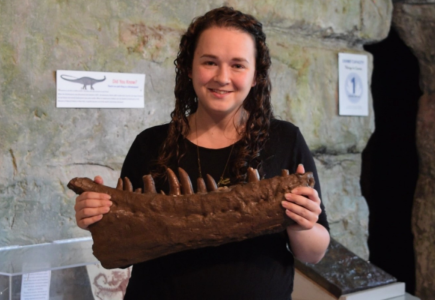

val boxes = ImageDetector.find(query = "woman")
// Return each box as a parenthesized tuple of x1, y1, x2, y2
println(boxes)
(75, 6, 330, 299)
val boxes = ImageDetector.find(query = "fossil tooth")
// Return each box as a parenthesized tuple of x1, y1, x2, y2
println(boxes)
(178, 167, 194, 195)
(197, 177, 207, 193)
(167, 168, 181, 195)
(143, 175, 157, 194)
(247, 167, 260, 182)
(281, 169, 289, 177)
(124, 177, 133, 192)
(206, 174, 218, 191)
(116, 178, 123, 190)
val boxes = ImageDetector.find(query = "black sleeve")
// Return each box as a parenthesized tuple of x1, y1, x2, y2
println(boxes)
(292, 128, 330, 232)
(120, 124, 168, 191)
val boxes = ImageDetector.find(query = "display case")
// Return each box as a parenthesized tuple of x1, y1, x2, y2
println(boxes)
(0, 237, 106, 300)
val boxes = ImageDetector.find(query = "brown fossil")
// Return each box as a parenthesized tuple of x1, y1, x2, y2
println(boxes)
(68, 167, 315, 269)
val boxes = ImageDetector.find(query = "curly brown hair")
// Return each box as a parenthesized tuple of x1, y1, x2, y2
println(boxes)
(156, 6, 273, 182)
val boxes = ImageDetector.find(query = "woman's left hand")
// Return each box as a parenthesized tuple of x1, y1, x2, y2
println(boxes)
(281, 164, 322, 231)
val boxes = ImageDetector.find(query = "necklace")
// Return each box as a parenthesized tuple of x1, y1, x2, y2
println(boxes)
(195, 115, 234, 187)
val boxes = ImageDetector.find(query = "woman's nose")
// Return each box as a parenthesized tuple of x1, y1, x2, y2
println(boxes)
(214, 66, 230, 85)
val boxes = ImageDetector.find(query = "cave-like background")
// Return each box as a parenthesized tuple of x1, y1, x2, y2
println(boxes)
(362, 26, 420, 294)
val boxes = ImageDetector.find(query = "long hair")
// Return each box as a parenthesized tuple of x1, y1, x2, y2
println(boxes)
(155, 6, 273, 182)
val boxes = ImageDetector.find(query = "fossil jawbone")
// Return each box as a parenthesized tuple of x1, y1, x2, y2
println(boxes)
(68, 168, 314, 269)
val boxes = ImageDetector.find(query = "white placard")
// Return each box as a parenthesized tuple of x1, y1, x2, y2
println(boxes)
(56, 70, 145, 108)
(338, 53, 368, 116)
(20, 271, 51, 300)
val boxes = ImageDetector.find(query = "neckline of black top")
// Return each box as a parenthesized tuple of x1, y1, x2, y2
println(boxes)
(184, 137, 241, 152)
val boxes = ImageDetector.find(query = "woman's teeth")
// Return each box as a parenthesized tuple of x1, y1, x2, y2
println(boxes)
(211, 89, 230, 94)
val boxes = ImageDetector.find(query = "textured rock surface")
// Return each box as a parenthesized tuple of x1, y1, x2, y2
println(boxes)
(0, 0, 393, 260)
(295, 238, 397, 297)
(393, 3, 435, 299)
(314, 154, 369, 259)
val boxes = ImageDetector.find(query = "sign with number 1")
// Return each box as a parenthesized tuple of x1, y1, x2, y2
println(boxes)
(338, 53, 368, 116)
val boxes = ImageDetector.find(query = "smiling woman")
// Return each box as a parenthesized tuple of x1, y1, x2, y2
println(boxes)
(189, 27, 256, 126)
(74, 6, 330, 300)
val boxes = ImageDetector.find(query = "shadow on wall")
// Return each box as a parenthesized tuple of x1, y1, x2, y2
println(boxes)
(361, 27, 420, 295)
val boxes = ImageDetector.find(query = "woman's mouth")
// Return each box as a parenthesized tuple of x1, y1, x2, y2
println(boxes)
(209, 88, 231, 95)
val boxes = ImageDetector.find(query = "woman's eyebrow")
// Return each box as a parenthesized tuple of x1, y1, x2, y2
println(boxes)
(199, 54, 218, 59)
(232, 57, 250, 63)
(199, 54, 250, 63)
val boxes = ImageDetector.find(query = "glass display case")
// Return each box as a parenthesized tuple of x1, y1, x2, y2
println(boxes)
(0, 237, 99, 300)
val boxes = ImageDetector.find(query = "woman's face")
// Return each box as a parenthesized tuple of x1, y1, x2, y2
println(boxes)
(189, 26, 256, 118)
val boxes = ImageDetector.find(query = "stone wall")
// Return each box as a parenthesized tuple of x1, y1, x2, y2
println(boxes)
(393, 2, 435, 298)
(0, 0, 392, 259)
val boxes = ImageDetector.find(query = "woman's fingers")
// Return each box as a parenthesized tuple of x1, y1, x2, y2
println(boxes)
(295, 164, 305, 174)
(284, 192, 321, 211)
(281, 199, 319, 222)
(78, 203, 111, 217)
(284, 209, 316, 229)
(282, 200, 319, 230)
(75, 192, 111, 209)
(288, 186, 321, 204)
(77, 214, 104, 229)
(75, 191, 112, 230)
(282, 186, 322, 230)
(94, 176, 104, 185)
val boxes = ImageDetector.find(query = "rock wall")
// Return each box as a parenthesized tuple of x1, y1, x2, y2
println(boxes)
(393, 2, 435, 299)
(0, 0, 392, 260)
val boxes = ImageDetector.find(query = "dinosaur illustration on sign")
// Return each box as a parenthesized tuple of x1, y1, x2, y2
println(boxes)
(60, 74, 106, 90)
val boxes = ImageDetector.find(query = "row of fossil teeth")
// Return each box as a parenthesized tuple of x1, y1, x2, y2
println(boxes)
(115, 167, 291, 196)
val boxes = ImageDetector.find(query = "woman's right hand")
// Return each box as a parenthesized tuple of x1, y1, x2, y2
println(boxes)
(74, 176, 112, 230)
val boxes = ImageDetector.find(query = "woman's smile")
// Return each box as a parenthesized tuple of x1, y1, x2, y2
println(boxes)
(209, 88, 232, 96)
(189, 26, 256, 117)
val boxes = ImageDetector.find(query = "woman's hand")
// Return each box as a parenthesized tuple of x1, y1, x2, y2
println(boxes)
(282, 164, 330, 264)
(74, 176, 112, 230)
(281, 164, 322, 231)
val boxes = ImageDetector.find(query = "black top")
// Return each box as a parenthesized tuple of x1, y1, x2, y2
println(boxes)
(121, 119, 329, 300)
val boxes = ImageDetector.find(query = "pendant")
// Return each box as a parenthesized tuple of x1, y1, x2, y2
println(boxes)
(217, 177, 230, 187)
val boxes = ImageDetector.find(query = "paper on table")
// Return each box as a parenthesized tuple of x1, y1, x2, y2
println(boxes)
(20, 271, 51, 300)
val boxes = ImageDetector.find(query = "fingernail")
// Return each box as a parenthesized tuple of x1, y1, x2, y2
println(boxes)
(109, 201, 113, 206)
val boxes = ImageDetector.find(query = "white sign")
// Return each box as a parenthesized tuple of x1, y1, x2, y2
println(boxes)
(338, 53, 368, 116)
(56, 70, 145, 108)
(21, 271, 51, 300)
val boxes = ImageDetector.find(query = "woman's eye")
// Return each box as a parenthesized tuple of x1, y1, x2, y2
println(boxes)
(233, 64, 245, 69)
(204, 61, 215, 66)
